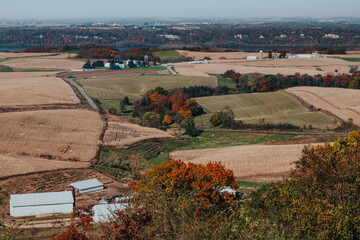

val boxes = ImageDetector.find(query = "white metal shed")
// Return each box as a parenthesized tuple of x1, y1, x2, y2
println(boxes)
(69, 178, 104, 194)
(92, 203, 128, 223)
(10, 191, 74, 217)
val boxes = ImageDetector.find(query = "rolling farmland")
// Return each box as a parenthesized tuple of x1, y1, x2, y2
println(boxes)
(78, 74, 217, 100)
(171, 143, 319, 182)
(195, 92, 337, 129)
(285, 86, 360, 126)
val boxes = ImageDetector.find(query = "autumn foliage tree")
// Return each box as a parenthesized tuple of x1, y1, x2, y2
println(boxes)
(248, 130, 360, 239)
(129, 159, 239, 238)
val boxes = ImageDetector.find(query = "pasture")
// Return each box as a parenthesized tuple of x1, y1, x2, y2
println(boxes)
(195, 92, 337, 129)
(153, 50, 181, 61)
(285, 86, 360, 126)
(78, 74, 218, 100)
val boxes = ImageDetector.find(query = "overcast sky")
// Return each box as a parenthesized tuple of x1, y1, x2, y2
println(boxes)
(1, 0, 358, 19)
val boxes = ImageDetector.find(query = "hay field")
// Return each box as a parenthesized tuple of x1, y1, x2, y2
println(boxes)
(0, 109, 103, 161)
(78, 74, 217, 100)
(195, 92, 336, 128)
(285, 86, 360, 126)
(171, 143, 314, 182)
(0, 154, 88, 178)
(103, 122, 172, 147)
(176, 50, 356, 76)
(0, 74, 79, 107)
(2, 54, 84, 70)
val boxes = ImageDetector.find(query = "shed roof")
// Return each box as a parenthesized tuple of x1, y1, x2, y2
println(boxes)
(92, 203, 128, 222)
(10, 191, 74, 207)
(69, 178, 103, 190)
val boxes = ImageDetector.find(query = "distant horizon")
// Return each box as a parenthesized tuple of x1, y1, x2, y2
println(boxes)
(1, 0, 359, 20)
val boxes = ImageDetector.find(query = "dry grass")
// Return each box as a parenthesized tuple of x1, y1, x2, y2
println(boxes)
(171, 143, 320, 182)
(103, 122, 172, 147)
(0, 75, 79, 106)
(176, 50, 356, 76)
(285, 86, 360, 126)
(0, 109, 103, 162)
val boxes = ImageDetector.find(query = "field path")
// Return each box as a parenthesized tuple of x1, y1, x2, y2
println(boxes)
(65, 78, 99, 111)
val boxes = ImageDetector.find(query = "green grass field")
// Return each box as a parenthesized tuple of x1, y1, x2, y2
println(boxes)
(153, 50, 181, 61)
(195, 92, 336, 129)
(78, 74, 217, 100)
(342, 58, 360, 62)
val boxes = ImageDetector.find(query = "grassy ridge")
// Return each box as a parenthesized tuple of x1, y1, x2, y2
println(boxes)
(195, 92, 336, 129)
(78, 74, 217, 100)
(342, 58, 360, 62)
(153, 50, 181, 61)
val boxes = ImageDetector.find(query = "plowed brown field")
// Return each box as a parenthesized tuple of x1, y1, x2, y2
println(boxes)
(103, 122, 172, 147)
(2, 54, 84, 70)
(285, 86, 360, 126)
(0, 109, 103, 162)
(0, 75, 79, 107)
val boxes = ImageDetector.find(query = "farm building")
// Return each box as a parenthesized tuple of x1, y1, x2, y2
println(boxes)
(69, 178, 104, 194)
(189, 59, 209, 64)
(246, 56, 257, 60)
(104, 63, 125, 68)
(288, 53, 323, 59)
(10, 191, 74, 217)
(92, 203, 128, 223)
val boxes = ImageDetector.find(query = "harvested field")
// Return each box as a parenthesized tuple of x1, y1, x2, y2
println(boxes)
(57, 69, 160, 79)
(0, 75, 79, 107)
(0, 109, 103, 161)
(78, 74, 217, 100)
(285, 86, 360, 126)
(195, 92, 337, 129)
(171, 143, 317, 182)
(0, 154, 88, 178)
(176, 50, 356, 76)
(0, 52, 57, 59)
(2, 54, 84, 70)
(103, 122, 172, 147)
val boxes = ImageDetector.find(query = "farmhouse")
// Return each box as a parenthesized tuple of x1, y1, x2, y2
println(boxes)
(69, 178, 104, 194)
(104, 63, 125, 68)
(10, 191, 74, 217)
(92, 203, 128, 223)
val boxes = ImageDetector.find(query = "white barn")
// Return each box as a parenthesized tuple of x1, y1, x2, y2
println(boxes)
(10, 191, 74, 217)
(246, 56, 257, 60)
(69, 178, 104, 194)
(92, 203, 128, 223)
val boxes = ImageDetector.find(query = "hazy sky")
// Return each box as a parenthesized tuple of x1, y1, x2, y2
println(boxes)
(1, 0, 359, 19)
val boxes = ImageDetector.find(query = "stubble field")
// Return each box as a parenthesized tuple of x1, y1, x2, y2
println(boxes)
(171, 143, 318, 182)
(0, 74, 80, 107)
(285, 86, 360, 126)
(0, 109, 103, 162)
